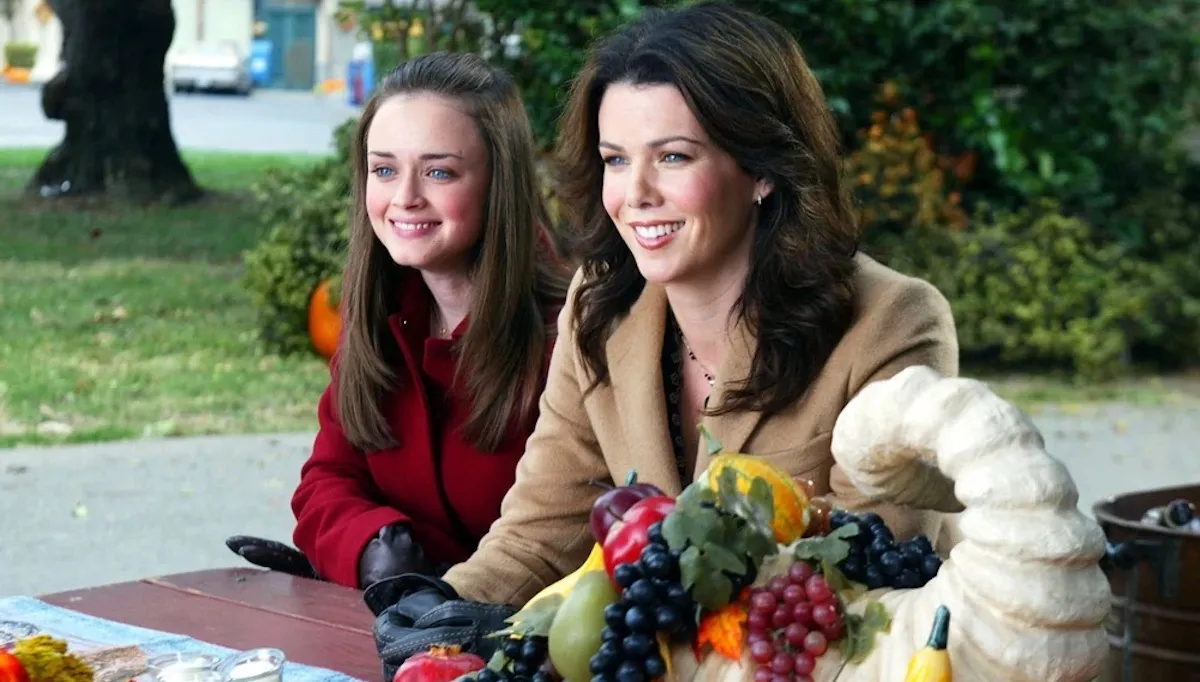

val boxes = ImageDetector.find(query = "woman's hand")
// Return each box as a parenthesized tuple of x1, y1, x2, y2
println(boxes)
(359, 524, 437, 588)
(366, 575, 517, 682)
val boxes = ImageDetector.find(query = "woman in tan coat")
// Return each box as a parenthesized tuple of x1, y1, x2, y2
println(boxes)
(368, 2, 963, 670)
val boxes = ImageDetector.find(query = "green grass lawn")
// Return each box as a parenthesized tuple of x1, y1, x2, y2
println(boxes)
(1, 147, 1196, 449)
(0, 148, 334, 447)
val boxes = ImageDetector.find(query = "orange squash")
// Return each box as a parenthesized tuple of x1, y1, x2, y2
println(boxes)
(308, 278, 342, 360)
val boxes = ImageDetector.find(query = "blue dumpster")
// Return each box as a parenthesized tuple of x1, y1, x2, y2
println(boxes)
(347, 57, 375, 106)
(249, 39, 273, 87)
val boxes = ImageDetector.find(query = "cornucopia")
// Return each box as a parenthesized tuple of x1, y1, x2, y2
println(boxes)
(425, 366, 1111, 682)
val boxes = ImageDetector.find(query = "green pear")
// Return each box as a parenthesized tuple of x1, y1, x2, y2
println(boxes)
(547, 570, 620, 682)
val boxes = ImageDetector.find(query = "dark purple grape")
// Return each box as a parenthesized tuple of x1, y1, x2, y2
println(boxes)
(604, 603, 628, 632)
(922, 553, 943, 579)
(643, 655, 667, 679)
(900, 542, 925, 567)
(859, 512, 884, 527)
(869, 536, 893, 557)
(624, 605, 654, 633)
(878, 551, 903, 577)
(613, 563, 642, 589)
(841, 556, 864, 580)
(864, 566, 885, 589)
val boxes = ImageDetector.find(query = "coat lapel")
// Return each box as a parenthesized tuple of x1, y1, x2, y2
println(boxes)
(605, 283, 683, 495)
(692, 315, 763, 479)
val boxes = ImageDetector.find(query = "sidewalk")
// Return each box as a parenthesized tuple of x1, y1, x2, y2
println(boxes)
(3, 403, 1200, 597)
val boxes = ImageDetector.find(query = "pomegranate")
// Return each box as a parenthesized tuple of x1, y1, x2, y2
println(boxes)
(392, 645, 487, 682)
(0, 650, 31, 682)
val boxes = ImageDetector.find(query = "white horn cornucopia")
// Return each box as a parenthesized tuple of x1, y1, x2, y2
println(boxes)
(670, 366, 1111, 682)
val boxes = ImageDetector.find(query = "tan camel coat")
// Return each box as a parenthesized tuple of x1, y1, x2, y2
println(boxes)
(443, 253, 963, 606)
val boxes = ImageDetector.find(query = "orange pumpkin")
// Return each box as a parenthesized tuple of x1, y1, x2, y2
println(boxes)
(308, 278, 342, 360)
(4, 68, 31, 85)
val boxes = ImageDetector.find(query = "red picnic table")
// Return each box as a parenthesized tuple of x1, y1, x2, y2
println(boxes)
(37, 567, 382, 682)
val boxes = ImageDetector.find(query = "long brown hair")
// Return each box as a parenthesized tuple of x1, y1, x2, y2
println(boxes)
(557, 1, 860, 416)
(338, 51, 570, 452)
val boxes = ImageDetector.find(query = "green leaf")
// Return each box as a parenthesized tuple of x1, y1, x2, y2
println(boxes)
(486, 649, 507, 673)
(862, 601, 892, 631)
(703, 544, 746, 575)
(676, 480, 717, 509)
(715, 466, 741, 506)
(698, 424, 723, 455)
(793, 523, 858, 565)
(661, 507, 697, 552)
(491, 593, 562, 639)
(820, 559, 857, 597)
(677, 544, 703, 591)
(662, 504, 724, 552)
(679, 545, 735, 611)
(839, 600, 893, 664)
(743, 531, 778, 561)
(746, 476, 776, 524)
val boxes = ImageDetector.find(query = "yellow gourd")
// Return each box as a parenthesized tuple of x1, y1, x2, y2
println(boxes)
(507, 543, 606, 627)
(904, 606, 952, 682)
(698, 427, 810, 543)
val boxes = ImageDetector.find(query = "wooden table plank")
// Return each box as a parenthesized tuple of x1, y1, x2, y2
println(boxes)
(144, 568, 374, 635)
(41, 580, 381, 682)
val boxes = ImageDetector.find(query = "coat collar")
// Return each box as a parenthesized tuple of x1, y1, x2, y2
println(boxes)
(604, 282, 763, 494)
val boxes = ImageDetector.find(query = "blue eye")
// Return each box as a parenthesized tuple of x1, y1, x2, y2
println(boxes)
(429, 168, 455, 180)
(602, 155, 626, 167)
(371, 166, 394, 178)
(662, 152, 688, 163)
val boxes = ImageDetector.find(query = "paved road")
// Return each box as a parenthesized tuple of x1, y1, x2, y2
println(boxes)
(3, 403, 1199, 598)
(0, 84, 359, 155)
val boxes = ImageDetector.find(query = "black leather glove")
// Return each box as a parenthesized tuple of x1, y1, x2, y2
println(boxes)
(225, 535, 320, 580)
(359, 524, 438, 588)
(367, 574, 516, 682)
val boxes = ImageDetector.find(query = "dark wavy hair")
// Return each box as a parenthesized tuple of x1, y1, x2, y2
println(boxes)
(338, 52, 571, 452)
(555, 1, 861, 416)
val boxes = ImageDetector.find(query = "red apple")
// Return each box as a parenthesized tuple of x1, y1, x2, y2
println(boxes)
(589, 470, 666, 543)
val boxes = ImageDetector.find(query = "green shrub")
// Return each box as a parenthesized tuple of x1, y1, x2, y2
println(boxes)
(469, 0, 1198, 242)
(4, 42, 37, 69)
(242, 118, 357, 354)
(915, 200, 1161, 380)
(1107, 161, 1200, 364)
(705, 0, 1200, 242)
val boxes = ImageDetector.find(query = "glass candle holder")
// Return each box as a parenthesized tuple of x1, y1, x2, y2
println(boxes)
(148, 652, 223, 682)
(221, 648, 287, 682)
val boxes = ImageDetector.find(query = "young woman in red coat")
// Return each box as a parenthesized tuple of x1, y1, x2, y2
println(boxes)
(226, 51, 571, 590)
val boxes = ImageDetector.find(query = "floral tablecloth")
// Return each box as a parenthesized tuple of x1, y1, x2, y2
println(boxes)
(0, 596, 367, 682)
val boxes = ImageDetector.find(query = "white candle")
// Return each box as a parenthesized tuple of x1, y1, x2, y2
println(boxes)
(228, 658, 282, 682)
(156, 661, 219, 682)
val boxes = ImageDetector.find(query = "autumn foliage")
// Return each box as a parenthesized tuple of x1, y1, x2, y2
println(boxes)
(693, 590, 750, 662)
(845, 85, 970, 237)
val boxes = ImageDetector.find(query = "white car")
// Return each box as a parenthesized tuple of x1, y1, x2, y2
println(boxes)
(171, 41, 252, 95)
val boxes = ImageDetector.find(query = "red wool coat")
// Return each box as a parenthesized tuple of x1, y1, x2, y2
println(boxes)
(291, 277, 560, 589)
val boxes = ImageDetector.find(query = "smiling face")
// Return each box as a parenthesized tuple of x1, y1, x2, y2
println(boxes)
(364, 92, 490, 276)
(597, 82, 770, 289)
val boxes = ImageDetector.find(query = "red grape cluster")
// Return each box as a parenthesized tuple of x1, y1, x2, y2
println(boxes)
(746, 562, 844, 682)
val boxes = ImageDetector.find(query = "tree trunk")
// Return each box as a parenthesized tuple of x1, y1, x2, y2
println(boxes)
(28, 0, 201, 205)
